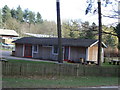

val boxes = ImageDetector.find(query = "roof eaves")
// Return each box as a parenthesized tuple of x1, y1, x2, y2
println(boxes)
(89, 41, 98, 47)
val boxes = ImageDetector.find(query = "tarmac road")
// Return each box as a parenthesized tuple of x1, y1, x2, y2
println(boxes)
(1, 87, 119, 90)
(0, 50, 12, 58)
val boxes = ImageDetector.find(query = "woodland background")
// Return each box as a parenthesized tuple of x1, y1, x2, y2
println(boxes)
(0, 5, 119, 56)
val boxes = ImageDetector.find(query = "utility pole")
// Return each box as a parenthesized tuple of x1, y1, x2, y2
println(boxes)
(118, 1, 120, 23)
(118, 1, 120, 51)
(56, 0, 63, 63)
(97, 0, 102, 66)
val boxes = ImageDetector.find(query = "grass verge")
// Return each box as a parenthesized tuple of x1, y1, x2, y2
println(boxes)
(2, 76, 118, 88)
(7, 59, 56, 64)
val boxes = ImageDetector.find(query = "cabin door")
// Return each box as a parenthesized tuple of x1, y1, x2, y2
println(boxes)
(64, 46, 69, 60)
(24, 44, 32, 58)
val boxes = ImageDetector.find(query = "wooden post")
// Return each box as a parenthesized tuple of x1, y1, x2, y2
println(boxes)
(56, 0, 63, 63)
(0, 59, 2, 90)
(97, 0, 102, 66)
(118, 1, 120, 23)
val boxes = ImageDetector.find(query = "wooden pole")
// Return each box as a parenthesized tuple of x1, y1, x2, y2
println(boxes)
(97, 0, 102, 66)
(56, 0, 63, 63)
(118, 1, 120, 23)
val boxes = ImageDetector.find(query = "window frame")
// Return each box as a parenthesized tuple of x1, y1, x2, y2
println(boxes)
(52, 45, 58, 55)
(33, 45, 38, 53)
(52, 46, 64, 55)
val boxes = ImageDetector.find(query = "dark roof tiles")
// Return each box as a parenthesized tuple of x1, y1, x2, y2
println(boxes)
(13, 37, 97, 47)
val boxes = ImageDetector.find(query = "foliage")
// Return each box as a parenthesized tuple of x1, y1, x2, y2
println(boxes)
(28, 11, 35, 24)
(80, 22, 96, 39)
(2, 5, 11, 22)
(85, 0, 118, 15)
(36, 12, 43, 24)
(23, 9, 29, 22)
(1, 5, 43, 25)
(114, 23, 120, 50)
(0, 9, 2, 28)
(102, 25, 118, 48)
(0, 5, 119, 49)
(62, 20, 96, 39)
(62, 20, 80, 38)
(16, 5, 23, 22)
(0, 5, 53, 38)
(104, 35, 116, 47)
(11, 8, 17, 19)
(62, 19, 118, 48)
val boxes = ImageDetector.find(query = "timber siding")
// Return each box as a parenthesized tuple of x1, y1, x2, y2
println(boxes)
(88, 45, 98, 62)
(15, 44, 23, 57)
(33, 46, 58, 60)
(70, 46, 86, 62)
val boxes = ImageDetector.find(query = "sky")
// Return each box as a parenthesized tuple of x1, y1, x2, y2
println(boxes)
(0, 0, 119, 25)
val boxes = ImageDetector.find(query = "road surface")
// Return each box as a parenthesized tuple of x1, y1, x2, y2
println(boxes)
(0, 50, 12, 58)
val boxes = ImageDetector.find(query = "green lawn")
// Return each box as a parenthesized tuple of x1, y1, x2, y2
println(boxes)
(101, 62, 119, 67)
(7, 59, 119, 67)
(2, 76, 118, 88)
(7, 59, 56, 64)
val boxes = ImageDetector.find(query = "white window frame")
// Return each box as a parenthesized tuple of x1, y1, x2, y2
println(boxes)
(23, 44, 25, 57)
(33, 45, 38, 53)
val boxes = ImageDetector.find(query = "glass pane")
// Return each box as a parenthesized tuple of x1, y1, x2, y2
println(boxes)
(34, 45, 37, 52)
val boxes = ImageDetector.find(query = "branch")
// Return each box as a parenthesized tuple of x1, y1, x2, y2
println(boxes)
(102, 14, 119, 19)
(102, 31, 120, 38)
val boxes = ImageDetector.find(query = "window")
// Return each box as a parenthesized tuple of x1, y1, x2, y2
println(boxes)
(52, 46, 64, 55)
(33, 45, 38, 53)
(52, 46, 58, 55)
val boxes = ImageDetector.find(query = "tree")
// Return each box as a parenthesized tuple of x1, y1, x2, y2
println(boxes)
(11, 8, 17, 19)
(86, 0, 117, 13)
(62, 20, 81, 38)
(80, 22, 96, 39)
(4, 18, 20, 31)
(23, 9, 29, 22)
(28, 11, 35, 24)
(62, 20, 97, 39)
(105, 35, 116, 47)
(16, 5, 23, 22)
(2, 5, 12, 22)
(100, 24, 120, 49)
(36, 12, 43, 24)
(114, 23, 120, 50)
(0, 9, 2, 28)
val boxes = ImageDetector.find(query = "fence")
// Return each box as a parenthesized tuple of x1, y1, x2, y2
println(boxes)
(2, 62, 119, 77)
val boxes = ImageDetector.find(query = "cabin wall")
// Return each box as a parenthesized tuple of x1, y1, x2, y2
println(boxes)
(15, 43, 104, 63)
(33, 46, 58, 60)
(70, 46, 86, 62)
(15, 44, 23, 57)
(88, 43, 105, 63)
(88, 45, 98, 62)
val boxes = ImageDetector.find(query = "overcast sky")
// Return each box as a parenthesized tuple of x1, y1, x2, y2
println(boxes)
(0, 0, 118, 25)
